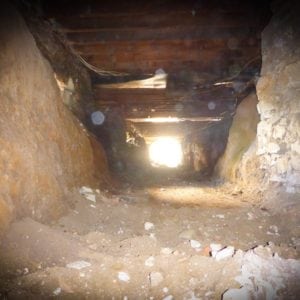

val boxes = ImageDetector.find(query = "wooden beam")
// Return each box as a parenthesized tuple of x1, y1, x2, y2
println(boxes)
(65, 27, 258, 43)
(55, 11, 261, 32)
(96, 101, 235, 119)
(93, 87, 236, 103)
(44, 1, 259, 19)
(85, 51, 259, 75)
(126, 116, 223, 123)
(72, 39, 259, 56)
(128, 120, 226, 139)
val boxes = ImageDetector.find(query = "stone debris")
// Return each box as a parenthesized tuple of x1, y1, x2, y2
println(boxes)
(216, 214, 225, 219)
(85, 193, 96, 202)
(145, 256, 155, 267)
(210, 243, 223, 258)
(162, 295, 173, 300)
(53, 287, 62, 296)
(144, 222, 154, 231)
(225, 246, 300, 299)
(215, 246, 235, 261)
(149, 271, 164, 287)
(190, 240, 202, 250)
(247, 212, 255, 220)
(222, 286, 251, 300)
(267, 225, 279, 236)
(79, 186, 96, 202)
(66, 260, 91, 270)
(179, 229, 196, 240)
(184, 291, 202, 300)
(79, 186, 93, 194)
(160, 247, 173, 255)
(118, 271, 130, 282)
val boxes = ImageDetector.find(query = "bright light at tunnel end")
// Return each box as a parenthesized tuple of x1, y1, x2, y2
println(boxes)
(149, 137, 183, 168)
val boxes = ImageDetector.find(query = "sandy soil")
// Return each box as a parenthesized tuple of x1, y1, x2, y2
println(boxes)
(0, 182, 299, 299)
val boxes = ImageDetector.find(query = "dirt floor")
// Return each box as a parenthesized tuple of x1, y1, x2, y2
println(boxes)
(0, 181, 300, 299)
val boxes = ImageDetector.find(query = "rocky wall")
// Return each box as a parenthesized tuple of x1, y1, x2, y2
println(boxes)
(256, 0, 300, 196)
(23, 15, 94, 122)
(0, 2, 110, 235)
(183, 116, 232, 177)
(215, 92, 260, 184)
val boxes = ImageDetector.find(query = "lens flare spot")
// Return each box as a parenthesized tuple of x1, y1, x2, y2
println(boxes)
(149, 137, 182, 168)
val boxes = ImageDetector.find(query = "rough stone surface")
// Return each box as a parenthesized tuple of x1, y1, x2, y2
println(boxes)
(256, 1, 300, 195)
(0, 2, 110, 235)
(215, 92, 260, 185)
(23, 13, 95, 122)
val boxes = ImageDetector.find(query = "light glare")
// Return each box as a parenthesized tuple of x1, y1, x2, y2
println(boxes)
(149, 137, 182, 168)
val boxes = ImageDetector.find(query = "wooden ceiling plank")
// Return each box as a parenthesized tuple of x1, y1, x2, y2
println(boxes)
(65, 27, 258, 43)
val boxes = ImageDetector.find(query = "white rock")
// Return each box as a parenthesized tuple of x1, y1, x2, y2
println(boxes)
(247, 212, 255, 220)
(273, 125, 286, 139)
(79, 186, 93, 194)
(85, 193, 96, 202)
(162, 296, 173, 300)
(144, 222, 154, 231)
(216, 214, 225, 219)
(53, 287, 62, 296)
(215, 246, 235, 261)
(149, 271, 164, 287)
(179, 229, 196, 240)
(190, 240, 202, 249)
(222, 287, 251, 300)
(145, 256, 155, 267)
(118, 271, 130, 282)
(160, 248, 173, 255)
(210, 243, 223, 258)
(163, 287, 169, 293)
(291, 142, 300, 155)
(267, 142, 280, 154)
(66, 260, 91, 270)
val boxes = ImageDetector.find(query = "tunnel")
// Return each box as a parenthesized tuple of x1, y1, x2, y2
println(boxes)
(0, 0, 300, 298)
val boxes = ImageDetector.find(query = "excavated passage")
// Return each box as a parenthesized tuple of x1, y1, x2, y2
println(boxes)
(0, 184, 300, 299)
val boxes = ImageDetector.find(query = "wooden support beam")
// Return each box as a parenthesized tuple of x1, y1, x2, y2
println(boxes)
(65, 27, 258, 43)
(84, 51, 259, 75)
(93, 87, 236, 104)
(71, 38, 259, 55)
(44, 1, 260, 19)
(128, 120, 226, 139)
(55, 11, 261, 32)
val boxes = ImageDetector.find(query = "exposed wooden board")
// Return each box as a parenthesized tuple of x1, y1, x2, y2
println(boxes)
(70, 38, 259, 54)
(97, 74, 167, 89)
(55, 11, 261, 32)
(44, 0, 260, 18)
(85, 53, 259, 75)
(65, 26, 259, 43)
(96, 99, 235, 119)
(126, 116, 223, 123)
(93, 87, 236, 103)
(76, 48, 259, 67)
(73, 38, 260, 59)
(128, 120, 224, 138)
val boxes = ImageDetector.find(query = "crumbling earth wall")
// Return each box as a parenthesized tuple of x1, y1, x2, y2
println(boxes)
(215, 92, 260, 186)
(256, 1, 300, 196)
(216, 1, 300, 205)
(0, 2, 110, 235)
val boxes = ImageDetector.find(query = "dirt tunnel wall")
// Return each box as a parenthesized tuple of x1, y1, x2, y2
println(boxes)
(0, 2, 111, 235)
(215, 0, 300, 208)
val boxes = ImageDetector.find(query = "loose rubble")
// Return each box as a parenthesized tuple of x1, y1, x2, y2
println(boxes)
(66, 260, 91, 270)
